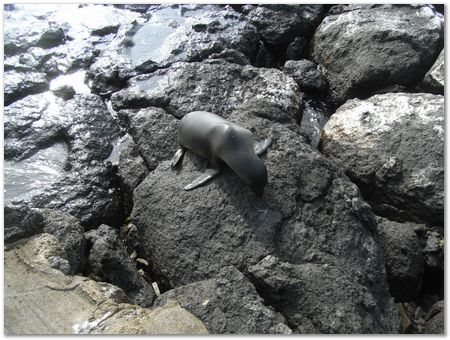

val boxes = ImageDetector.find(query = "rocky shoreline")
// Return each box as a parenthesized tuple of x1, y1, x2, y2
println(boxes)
(4, 4, 444, 334)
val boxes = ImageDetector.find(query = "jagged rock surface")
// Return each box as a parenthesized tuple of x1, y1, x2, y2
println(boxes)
(283, 59, 327, 94)
(111, 59, 302, 123)
(87, 4, 261, 94)
(4, 234, 208, 335)
(40, 209, 87, 274)
(155, 266, 292, 334)
(375, 216, 424, 302)
(246, 5, 323, 61)
(4, 204, 44, 244)
(131, 108, 400, 333)
(117, 107, 179, 171)
(321, 93, 444, 227)
(311, 5, 444, 106)
(85, 224, 156, 307)
(4, 71, 49, 105)
(4, 93, 124, 228)
(421, 49, 444, 94)
(248, 255, 400, 333)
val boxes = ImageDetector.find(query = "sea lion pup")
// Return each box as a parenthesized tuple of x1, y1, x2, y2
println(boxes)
(170, 111, 272, 196)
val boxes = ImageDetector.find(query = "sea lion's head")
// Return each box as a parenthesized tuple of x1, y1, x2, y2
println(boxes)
(248, 160, 268, 196)
(228, 154, 268, 196)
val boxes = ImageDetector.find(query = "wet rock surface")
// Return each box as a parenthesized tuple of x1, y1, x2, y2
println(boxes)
(155, 266, 292, 334)
(111, 59, 302, 122)
(321, 93, 444, 227)
(4, 70, 49, 105)
(311, 5, 444, 106)
(4, 3, 444, 335)
(87, 4, 261, 94)
(4, 92, 123, 228)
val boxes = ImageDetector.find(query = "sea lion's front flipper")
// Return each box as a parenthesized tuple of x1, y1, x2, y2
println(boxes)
(254, 138, 272, 156)
(184, 168, 220, 191)
(171, 148, 185, 168)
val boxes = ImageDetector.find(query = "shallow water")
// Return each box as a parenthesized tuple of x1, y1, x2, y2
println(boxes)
(301, 99, 331, 148)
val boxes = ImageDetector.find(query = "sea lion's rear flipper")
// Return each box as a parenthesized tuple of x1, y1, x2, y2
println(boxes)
(184, 168, 220, 191)
(254, 138, 272, 156)
(171, 148, 185, 168)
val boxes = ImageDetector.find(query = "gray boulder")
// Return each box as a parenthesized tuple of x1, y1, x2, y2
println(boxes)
(421, 49, 444, 95)
(283, 59, 327, 94)
(87, 4, 261, 94)
(4, 5, 140, 77)
(311, 5, 444, 106)
(246, 5, 323, 48)
(117, 139, 150, 212)
(111, 59, 302, 122)
(51, 84, 76, 100)
(248, 255, 400, 333)
(117, 107, 179, 171)
(5, 233, 208, 335)
(4, 204, 86, 275)
(131, 108, 399, 333)
(415, 226, 444, 271)
(285, 36, 309, 60)
(424, 311, 444, 334)
(375, 216, 424, 302)
(85, 224, 156, 307)
(424, 300, 443, 334)
(40, 209, 87, 274)
(4, 204, 44, 244)
(155, 266, 292, 334)
(4, 11, 65, 55)
(321, 93, 444, 226)
(4, 93, 124, 228)
(4, 71, 49, 105)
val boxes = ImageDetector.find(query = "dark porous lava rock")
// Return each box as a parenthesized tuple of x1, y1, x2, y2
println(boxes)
(424, 311, 444, 334)
(4, 71, 49, 105)
(117, 107, 179, 171)
(424, 300, 444, 334)
(246, 5, 323, 58)
(5, 204, 86, 275)
(311, 5, 444, 106)
(4, 93, 124, 228)
(111, 59, 302, 122)
(283, 59, 327, 94)
(40, 209, 87, 274)
(87, 4, 261, 95)
(85, 224, 156, 307)
(321, 93, 444, 227)
(131, 107, 400, 333)
(421, 49, 444, 95)
(117, 140, 149, 212)
(4, 204, 44, 244)
(155, 266, 292, 334)
(4, 11, 65, 56)
(51, 84, 76, 100)
(375, 216, 424, 302)
(248, 255, 399, 333)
